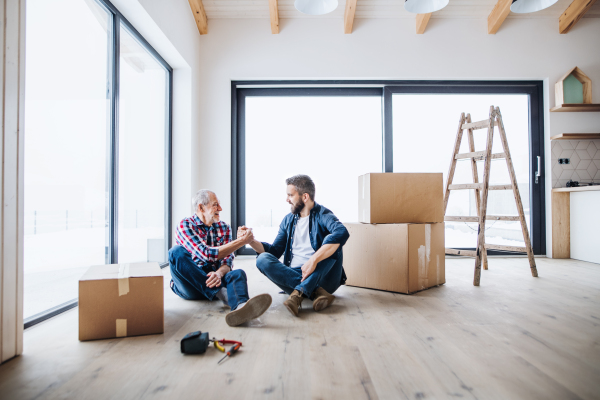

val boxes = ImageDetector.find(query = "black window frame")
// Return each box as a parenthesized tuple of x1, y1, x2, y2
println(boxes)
(24, 0, 173, 328)
(231, 80, 545, 257)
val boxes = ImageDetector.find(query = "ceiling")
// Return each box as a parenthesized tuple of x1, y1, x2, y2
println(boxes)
(202, 0, 600, 20)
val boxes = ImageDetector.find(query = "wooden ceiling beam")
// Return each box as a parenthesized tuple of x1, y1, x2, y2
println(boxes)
(269, 0, 280, 34)
(487, 0, 512, 34)
(344, 0, 358, 34)
(416, 13, 432, 34)
(188, 0, 208, 35)
(559, 0, 598, 34)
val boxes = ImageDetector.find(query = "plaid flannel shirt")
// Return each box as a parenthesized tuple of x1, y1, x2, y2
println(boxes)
(175, 214, 234, 270)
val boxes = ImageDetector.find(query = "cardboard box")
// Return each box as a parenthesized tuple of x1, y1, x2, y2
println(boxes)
(79, 262, 164, 341)
(358, 173, 444, 224)
(343, 223, 445, 294)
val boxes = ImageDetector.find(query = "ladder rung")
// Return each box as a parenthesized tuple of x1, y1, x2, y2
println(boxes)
(485, 243, 527, 253)
(461, 119, 497, 130)
(446, 248, 477, 257)
(455, 152, 506, 161)
(444, 215, 521, 222)
(448, 184, 513, 190)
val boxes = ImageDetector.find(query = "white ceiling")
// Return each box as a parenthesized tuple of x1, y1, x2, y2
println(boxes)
(203, 0, 600, 19)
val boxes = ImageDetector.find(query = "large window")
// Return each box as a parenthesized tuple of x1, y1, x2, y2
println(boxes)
(233, 82, 545, 256)
(24, 0, 172, 323)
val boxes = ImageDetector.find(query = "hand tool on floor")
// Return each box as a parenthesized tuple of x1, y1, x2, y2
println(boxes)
(217, 340, 242, 364)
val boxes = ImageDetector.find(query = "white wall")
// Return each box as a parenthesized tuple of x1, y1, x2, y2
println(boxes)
(192, 17, 600, 257)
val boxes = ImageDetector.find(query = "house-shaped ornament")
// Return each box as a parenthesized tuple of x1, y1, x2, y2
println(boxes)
(555, 66, 592, 107)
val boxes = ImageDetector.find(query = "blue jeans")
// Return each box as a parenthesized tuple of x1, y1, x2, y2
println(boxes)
(256, 253, 343, 298)
(168, 245, 249, 310)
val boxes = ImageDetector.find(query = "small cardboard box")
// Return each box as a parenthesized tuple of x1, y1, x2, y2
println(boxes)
(343, 223, 445, 294)
(358, 173, 444, 224)
(79, 262, 164, 341)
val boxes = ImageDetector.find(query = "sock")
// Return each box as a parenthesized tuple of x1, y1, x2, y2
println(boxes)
(234, 301, 246, 311)
(215, 287, 228, 306)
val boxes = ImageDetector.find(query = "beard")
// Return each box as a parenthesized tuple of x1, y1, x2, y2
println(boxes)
(291, 198, 305, 215)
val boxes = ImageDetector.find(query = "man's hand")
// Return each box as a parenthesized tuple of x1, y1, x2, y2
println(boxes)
(237, 225, 248, 238)
(239, 228, 254, 245)
(301, 259, 317, 282)
(206, 270, 223, 288)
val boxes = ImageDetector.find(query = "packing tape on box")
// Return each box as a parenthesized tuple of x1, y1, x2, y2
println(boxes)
(118, 264, 131, 296)
(417, 225, 431, 290)
(116, 319, 127, 337)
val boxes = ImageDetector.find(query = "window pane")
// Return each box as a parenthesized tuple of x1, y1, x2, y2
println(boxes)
(118, 24, 167, 263)
(245, 96, 382, 244)
(24, 0, 110, 318)
(392, 94, 530, 249)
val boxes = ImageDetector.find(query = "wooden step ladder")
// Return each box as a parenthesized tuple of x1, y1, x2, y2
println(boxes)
(444, 106, 538, 286)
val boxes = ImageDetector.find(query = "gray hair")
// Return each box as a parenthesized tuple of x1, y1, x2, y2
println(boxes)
(192, 189, 214, 212)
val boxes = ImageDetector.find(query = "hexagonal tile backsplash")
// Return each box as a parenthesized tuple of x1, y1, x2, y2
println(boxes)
(551, 140, 600, 188)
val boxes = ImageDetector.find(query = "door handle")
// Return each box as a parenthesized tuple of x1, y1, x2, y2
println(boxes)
(535, 156, 541, 184)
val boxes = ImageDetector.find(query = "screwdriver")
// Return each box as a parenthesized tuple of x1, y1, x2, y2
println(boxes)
(218, 342, 241, 364)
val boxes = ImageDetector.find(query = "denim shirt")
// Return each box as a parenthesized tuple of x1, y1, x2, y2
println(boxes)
(261, 203, 350, 283)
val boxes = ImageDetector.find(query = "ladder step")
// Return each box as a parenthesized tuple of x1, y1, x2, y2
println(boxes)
(448, 184, 513, 190)
(455, 152, 506, 161)
(445, 215, 521, 222)
(445, 248, 477, 257)
(485, 243, 527, 253)
(461, 119, 497, 130)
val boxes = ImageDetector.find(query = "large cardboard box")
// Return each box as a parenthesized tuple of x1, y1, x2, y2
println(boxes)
(358, 173, 444, 224)
(343, 223, 445, 294)
(79, 262, 164, 341)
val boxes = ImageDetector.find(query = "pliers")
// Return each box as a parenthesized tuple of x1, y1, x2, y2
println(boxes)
(211, 338, 242, 364)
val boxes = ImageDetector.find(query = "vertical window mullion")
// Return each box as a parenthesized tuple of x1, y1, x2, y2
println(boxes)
(108, 13, 120, 264)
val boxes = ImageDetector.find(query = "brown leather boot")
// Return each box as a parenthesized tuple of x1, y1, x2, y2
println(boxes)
(312, 287, 335, 311)
(283, 290, 303, 317)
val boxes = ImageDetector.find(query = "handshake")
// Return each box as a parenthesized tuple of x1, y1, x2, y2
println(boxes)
(236, 226, 255, 246)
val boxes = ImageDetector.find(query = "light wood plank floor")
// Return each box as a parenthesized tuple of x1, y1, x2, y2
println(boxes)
(1, 257, 599, 400)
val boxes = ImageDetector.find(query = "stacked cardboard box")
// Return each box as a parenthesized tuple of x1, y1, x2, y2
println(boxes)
(344, 173, 446, 294)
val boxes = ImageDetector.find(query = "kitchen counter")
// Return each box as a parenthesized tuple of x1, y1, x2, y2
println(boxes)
(552, 186, 600, 193)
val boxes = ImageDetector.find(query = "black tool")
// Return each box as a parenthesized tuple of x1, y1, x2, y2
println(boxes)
(180, 331, 210, 354)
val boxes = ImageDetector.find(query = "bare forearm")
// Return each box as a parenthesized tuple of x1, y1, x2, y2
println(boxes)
(217, 264, 231, 276)
(216, 238, 247, 260)
(309, 243, 339, 264)
(248, 240, 265, 254)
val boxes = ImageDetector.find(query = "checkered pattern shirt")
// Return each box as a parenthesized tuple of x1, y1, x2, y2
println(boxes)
(175, 214, 234, 269)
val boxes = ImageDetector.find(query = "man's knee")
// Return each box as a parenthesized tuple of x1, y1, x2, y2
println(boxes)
(256, 252, 276, 272)
(228, 268, 247, 281)
(169, 245, 188, 265)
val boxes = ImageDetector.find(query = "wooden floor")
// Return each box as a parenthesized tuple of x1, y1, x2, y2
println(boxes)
(1, 257, 599, 400)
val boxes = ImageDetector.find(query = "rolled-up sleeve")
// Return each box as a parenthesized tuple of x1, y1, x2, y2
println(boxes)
(176, 220, 219, 263)
(321, 213, 350, 247)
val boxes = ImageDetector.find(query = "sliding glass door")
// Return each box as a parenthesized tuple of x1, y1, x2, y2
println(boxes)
(233, 82, 545, 256)
(24, 0, 172, 322)
(392, 94, 531, 250)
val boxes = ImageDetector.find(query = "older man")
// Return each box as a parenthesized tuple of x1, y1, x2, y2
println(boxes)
(242, 175, 349, 317)
(169, 189, 272, 326)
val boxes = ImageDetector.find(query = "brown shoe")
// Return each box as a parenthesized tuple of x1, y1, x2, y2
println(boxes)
(283, 290, 303, 317)
(312, 287, 335, 312)
(225, 293, 272, 327)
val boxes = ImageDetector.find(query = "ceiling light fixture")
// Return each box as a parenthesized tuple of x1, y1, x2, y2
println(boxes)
(510, 0, 559, 13)
(404, 0, 449, 14)
(294, 0, 339, 15)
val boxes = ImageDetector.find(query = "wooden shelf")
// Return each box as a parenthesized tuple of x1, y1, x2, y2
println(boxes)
(552, 186, 600, 193)
(550, 104, 600, 112)
(550, 133, 600, 140)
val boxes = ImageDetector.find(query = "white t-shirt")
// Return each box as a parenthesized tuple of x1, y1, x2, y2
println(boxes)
(290, 216, 315, 268)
